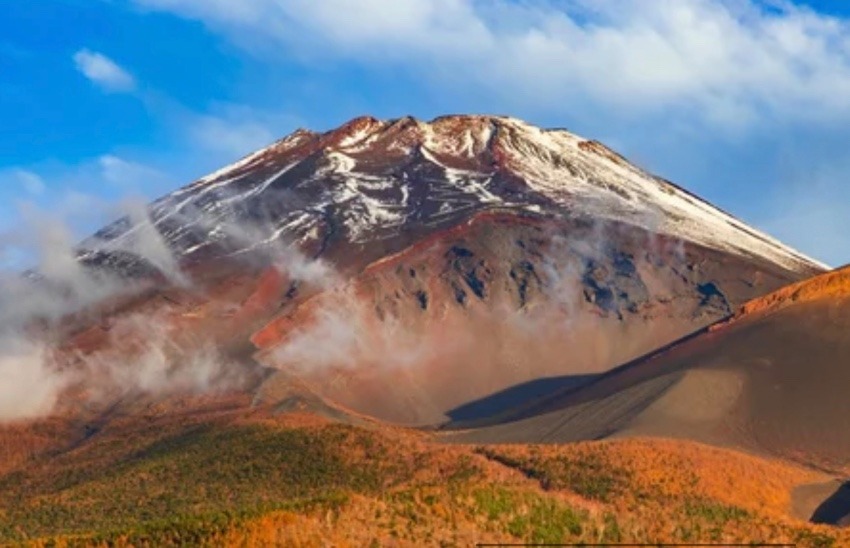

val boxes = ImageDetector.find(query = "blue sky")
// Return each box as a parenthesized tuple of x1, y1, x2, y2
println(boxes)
(2, 0, 850, 266)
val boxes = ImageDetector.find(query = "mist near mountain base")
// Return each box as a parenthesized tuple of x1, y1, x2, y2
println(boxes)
(0, 193, 330, 422)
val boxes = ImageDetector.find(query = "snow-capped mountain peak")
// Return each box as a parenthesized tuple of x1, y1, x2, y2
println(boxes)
(81, 115, 826, 275)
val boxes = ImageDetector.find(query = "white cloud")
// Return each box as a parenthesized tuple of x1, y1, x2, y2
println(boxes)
(189, 114, 275, 158)
(170, 102, 302, 169)
(3, 169, 46, 195)
(0, 340, 71, 421)
(0, 155, 173, 258)
(98, 154, 169, 188)
(73, 49, 136, 92)
(133, 0, 850, 129)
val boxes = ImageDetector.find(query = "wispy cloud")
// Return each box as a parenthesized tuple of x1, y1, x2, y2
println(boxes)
(0, 177, 340, 422)
(3, 155, 171, 202)
(98, 155, 169, 188)
(1, 169, 46, 196)
(189, 113, 276, 158)
(73, 49, 136, 92)
(133, 0, 850, 130)
(173, 101, 303, 166)
(0, 155, 173, 264)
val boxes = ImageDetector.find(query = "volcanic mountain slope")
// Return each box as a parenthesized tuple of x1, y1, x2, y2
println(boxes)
(40, 114, 825, 426)
(448, 265, 850, 473)
(249, 215, 814, 426)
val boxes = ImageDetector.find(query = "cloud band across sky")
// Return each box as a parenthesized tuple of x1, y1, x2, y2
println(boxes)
(134, 0, 850, 128)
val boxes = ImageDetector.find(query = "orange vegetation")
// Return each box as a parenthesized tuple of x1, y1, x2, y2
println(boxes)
(4, 398, 847, 546)
(716, 265, 850, 329)
(488, 438, 826, 518)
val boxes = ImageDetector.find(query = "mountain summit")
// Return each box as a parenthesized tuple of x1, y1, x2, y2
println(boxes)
(87, 114, 823, 274)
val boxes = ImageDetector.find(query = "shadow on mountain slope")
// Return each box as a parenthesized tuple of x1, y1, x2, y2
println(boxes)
(444, 374, 599, 424)
(811, 481, 850, 527)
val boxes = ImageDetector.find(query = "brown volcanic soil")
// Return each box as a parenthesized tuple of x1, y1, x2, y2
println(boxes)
(251, 212, 806, 426)
(449, 266, 850, 473)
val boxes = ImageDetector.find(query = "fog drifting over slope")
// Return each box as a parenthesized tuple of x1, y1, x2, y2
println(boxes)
(0, 193, 335, 422)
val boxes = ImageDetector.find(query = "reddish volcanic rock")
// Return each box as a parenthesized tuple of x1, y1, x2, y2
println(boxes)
(234, 267, 290, 320)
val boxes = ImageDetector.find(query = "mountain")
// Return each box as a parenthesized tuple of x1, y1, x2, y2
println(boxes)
(448, 265, 850, 475)
(1, 114, 843, 544)
(47, 114, 824, 426)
